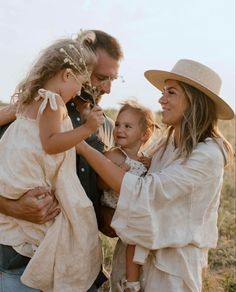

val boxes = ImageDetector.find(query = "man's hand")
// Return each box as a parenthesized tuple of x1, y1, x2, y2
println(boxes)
(0, 187, 60, 224)
(98, 205, 117, 238)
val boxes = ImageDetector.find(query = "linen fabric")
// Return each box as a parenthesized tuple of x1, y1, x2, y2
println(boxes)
(0, 90, 101, 291)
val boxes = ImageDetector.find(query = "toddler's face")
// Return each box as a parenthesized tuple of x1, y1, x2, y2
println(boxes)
(113, 109, 145, 149)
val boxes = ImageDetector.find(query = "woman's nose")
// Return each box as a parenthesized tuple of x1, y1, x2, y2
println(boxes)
(159, 94, 167, 104)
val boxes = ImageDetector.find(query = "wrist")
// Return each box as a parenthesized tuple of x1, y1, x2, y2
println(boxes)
(79, 124, 93, 140)
(0, 197, 14, 217)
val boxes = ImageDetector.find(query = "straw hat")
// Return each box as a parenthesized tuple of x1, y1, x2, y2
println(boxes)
(144, 59, 234, 120)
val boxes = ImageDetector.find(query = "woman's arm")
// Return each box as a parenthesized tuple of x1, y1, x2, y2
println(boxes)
(97, 148, 126, 190)
(39, 101, 104, 154)
(0, 104, 17, 126)
(76, 141, 125, 193)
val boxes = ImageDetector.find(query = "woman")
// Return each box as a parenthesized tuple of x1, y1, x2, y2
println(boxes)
(76, 59, 234, 291)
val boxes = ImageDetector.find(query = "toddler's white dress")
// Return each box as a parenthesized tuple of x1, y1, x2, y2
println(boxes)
(0, 89, 102, 292)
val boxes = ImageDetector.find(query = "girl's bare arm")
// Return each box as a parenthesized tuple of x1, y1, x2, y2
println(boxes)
(39, 100, 104, 154)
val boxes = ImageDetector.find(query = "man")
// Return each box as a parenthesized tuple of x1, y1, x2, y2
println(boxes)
(0, 30, 123, 291)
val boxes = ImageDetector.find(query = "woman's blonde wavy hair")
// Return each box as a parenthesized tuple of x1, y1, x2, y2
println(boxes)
(161, 81, 234, 166)
(12, 32, 97, 110)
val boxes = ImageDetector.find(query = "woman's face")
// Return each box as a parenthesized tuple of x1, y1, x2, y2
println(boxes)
(159, 80, 189, 129)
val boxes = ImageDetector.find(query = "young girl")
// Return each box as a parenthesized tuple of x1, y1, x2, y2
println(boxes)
(0, 31, 104, 291)
(99, 100, 156, 292)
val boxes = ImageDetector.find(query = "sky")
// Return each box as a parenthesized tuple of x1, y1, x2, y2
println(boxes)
(0, 0, 235, 113)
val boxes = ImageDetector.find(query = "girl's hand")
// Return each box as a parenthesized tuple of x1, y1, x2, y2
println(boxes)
(84, 106, 104, 133)
(138, 155, 152, 169)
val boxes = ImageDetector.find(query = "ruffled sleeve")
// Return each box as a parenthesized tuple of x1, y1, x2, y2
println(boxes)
(111, 139, 225, 250)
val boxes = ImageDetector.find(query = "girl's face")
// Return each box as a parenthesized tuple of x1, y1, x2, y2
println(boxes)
(69, 71, 86, 97)
(113, 109, 146, 150)
(159, 80, 189, 129)
(62, 70, 89, 102)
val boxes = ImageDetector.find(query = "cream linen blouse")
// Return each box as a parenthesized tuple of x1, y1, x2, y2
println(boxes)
(111, 137, 226, 291)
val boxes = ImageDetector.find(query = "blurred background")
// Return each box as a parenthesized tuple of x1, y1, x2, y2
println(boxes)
(0, 0, 235, 113)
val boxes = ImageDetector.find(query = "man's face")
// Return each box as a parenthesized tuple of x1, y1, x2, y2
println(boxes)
(90, 48, 120, 103)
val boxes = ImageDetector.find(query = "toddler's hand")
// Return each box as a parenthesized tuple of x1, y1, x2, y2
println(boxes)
(84, 106, 104, 133)
(138, 155, 152, 169)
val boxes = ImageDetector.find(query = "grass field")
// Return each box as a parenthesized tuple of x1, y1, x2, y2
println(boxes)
(101, 111, 235, 291)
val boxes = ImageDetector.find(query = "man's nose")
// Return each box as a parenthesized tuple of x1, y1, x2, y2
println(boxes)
(100, 80, 112, 94)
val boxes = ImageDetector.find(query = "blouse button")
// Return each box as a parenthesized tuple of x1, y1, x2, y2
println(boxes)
(71, 102, 75, 106)
(81, 168, 85, 172)
(76, 117, 80, 122)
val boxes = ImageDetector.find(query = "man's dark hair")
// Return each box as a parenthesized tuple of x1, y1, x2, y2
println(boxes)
(91, 30, 123, 60)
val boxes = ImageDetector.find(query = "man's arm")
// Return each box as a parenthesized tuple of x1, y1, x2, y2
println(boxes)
(0, 104, 17, 126)
(0, 187, 60, 224)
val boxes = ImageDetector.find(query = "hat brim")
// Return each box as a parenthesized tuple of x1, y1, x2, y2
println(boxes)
(144, 70, 234, 120)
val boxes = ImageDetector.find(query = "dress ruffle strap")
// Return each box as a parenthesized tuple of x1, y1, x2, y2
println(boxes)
(35, 89, 60, 115)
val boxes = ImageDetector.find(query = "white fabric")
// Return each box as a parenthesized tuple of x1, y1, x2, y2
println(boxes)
(0, 89, 102, 291)
(141, 253, 191, 292)
(36, 89, 59, 114)
(111, 137, 225, 291)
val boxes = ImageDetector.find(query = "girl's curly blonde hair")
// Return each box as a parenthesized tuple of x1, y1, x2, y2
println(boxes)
(13, 31, 97, 110)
